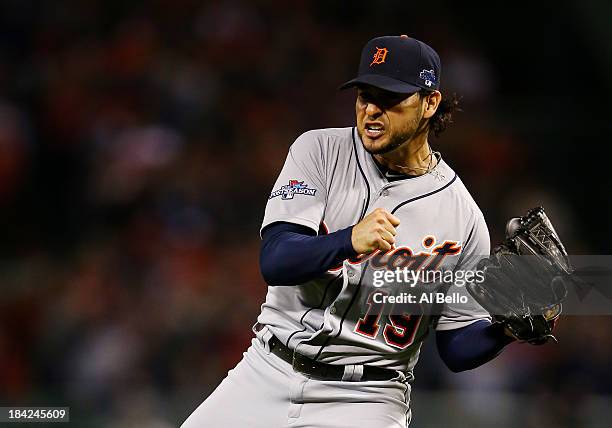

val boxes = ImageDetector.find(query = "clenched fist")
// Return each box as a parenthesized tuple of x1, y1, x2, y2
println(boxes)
(351, 208, 401, 254)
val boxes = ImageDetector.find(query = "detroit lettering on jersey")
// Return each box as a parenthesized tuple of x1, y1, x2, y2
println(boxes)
(259, 127, 491, 373)
(327, 236, 462, 272)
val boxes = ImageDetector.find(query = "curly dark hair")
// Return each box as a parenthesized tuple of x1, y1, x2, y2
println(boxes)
(419, 90, 461, 137)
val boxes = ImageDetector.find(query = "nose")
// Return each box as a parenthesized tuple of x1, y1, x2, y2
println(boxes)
(364, 101, 383, 118)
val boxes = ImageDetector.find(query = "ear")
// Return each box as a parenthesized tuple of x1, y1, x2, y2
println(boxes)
(422, 91, 442, 119)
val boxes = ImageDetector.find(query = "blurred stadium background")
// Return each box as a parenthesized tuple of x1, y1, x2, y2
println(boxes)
(0, 1, 610, 427)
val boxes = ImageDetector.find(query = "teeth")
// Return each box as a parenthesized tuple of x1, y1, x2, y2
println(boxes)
(367, 125, 382, 130)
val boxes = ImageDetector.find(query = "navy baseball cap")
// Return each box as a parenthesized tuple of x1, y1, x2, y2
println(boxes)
(340, 35, 441, 94)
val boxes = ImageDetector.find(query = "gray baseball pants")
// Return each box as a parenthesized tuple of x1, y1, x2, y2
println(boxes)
(181, 330, 411, 427)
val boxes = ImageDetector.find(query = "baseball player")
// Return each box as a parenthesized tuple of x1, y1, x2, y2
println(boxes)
(181, 35, 545, 427)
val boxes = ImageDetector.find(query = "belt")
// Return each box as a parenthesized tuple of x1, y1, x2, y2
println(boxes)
(268, 335, 399, 382)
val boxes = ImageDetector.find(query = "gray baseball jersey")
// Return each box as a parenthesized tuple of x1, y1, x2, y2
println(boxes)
(181, 126, 492, 428)
(258, 126, 490, 375)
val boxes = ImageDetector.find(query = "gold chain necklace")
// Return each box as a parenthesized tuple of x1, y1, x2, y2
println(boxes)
(383, 148, 440, 176)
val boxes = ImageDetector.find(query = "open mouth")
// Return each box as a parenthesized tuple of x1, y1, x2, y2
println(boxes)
(364, 123, 385, 139)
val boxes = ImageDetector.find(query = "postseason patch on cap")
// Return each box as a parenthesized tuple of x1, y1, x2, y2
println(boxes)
(419, 69, 437, 87)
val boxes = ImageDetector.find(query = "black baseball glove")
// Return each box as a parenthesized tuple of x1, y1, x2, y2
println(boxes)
(467, 207, 572, 345)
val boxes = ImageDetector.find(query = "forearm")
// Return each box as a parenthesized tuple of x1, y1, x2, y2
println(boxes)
(436, 320, 515, 372)
(260, 222, 356, 285)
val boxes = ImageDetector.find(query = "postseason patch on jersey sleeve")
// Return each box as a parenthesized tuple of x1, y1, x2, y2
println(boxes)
(269, 180, 317, 200)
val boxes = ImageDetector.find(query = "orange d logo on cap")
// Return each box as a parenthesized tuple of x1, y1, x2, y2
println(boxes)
(369, 47, 388, 66)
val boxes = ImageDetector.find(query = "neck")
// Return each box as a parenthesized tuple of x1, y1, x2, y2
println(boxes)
(373, 133, 437, 176)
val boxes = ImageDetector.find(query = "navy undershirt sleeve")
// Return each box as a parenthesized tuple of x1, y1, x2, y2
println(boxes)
(260, 222, 357, 286)
(436, 320, 515, 372)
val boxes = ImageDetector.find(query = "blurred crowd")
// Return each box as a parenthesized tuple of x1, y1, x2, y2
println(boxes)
(0, 1, 610, 427)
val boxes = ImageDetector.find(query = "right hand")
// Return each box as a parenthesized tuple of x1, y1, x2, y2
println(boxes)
(351, 208, 401, 254)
